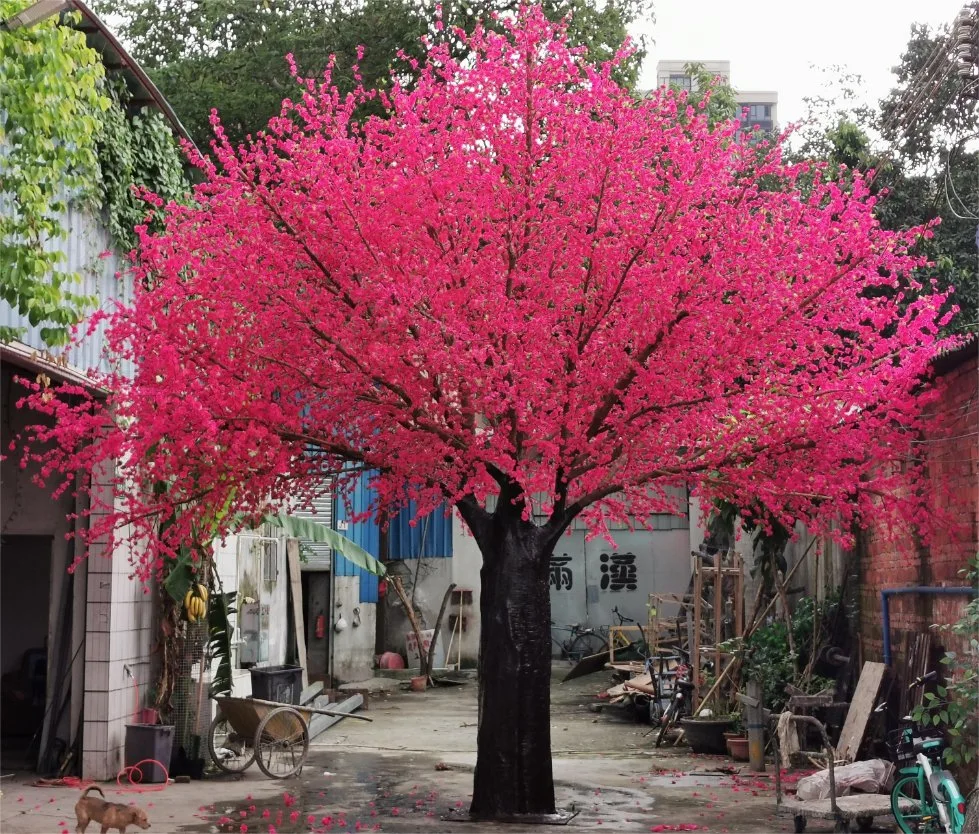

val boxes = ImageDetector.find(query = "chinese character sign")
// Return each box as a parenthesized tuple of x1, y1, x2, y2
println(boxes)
(549, 553, 574, 590)
(600, 551, 638, 591)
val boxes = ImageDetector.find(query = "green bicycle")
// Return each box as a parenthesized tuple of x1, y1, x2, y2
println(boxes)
(890, 671, 968, 834)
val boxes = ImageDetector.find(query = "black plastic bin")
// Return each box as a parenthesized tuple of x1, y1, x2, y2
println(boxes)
(124, 724, 174, 783)
(250, 664, 303, 704)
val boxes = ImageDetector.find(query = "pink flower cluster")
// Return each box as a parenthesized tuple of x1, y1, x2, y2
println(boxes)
(12, 6, 956, 582)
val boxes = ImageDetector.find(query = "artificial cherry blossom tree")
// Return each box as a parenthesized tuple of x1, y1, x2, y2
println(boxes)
(17, 7, 956, 819)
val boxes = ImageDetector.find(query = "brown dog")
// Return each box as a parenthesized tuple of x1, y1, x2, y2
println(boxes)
(74, 786, 151, 833)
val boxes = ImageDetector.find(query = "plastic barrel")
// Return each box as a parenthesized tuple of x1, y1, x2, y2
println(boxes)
(124, 724, 174, 783)
(249, 665, 303, 704)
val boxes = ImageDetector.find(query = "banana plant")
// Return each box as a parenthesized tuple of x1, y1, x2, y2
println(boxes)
(264, 511, 386, 576)
(207, 588, 237, 698)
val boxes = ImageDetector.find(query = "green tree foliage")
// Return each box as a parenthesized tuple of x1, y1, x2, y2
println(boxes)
(0, 1, 108, 346)
(98, 79, 191, 251)
(96, 0, 652, 147)
(794, 37, 979, 333)
(877, 24, 979, 333)
(911, 559, 979, 769)
(679, 61, 738, 129)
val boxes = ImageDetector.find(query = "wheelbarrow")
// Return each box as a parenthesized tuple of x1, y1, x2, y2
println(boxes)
(207, 696, 372, 779)
(773, 713, 914, 833)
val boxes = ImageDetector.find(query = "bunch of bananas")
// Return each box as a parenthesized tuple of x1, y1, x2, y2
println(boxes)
(184, 584, 209, 622)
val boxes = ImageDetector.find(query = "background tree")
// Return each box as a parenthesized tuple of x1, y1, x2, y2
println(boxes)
(0, 0, 108, 346)
(877, 23, 979, 333)
(794, 34, 979, 333)
(97, 0, 652, 147)
(17, 9, 951, 819)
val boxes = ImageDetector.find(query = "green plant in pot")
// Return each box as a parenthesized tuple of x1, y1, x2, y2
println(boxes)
(681, 694, 739, 755)
(723, 711, 749, 760)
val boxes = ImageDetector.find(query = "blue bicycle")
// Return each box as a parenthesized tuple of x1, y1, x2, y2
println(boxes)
(889, 671, 968, 834)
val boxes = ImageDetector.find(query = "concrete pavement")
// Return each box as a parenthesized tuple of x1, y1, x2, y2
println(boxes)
(1, 667, 819, 834)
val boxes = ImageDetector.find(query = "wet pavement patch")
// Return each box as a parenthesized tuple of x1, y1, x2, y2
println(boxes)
(641, 772, 732, 788)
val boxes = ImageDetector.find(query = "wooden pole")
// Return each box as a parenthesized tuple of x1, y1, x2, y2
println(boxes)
(746, 680, 766, 772)
(245, 695, 373, 721)
(390, 576, 428, 677)
(426, 583, 457, 682)
(690, 537, 819, 718)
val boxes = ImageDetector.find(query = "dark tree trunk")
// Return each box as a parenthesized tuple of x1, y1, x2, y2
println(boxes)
(467, 511, 556, 818)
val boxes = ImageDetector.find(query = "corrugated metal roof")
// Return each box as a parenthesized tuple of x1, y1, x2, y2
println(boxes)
(1, 1, 192, 377)
(0, 201, 132, 378)
(933, 332, 978, 375)
(71, 1, 198, 151)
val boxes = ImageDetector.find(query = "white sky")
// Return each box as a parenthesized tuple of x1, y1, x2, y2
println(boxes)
(635, 0, 967, 125)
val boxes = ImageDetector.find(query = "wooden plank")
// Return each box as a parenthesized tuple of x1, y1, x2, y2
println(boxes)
(286, 539, 309, 689)
(607, 673, 653, 698)
(836, 661, 886, 763)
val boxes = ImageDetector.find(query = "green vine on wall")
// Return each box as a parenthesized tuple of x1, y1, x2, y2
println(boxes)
(98, 77, 189, 253)
(0, 2, 190, 348)
(0, 2, 107, 347)
(911, 557, 979, 767)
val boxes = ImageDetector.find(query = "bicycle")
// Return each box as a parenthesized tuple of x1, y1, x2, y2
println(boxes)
(550, 620, 607, 662)
(653, 647, 694, 747)
(550, 607, 643, 663)
(889, 671, 968, 834)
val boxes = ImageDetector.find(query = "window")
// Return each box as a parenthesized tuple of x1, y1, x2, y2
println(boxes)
(743, 104, 773, 122)
(669, 74, 692, 92)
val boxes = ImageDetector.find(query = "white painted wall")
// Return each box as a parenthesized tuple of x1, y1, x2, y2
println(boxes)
(548, 528, 692, 654)
(451, 519, 483, 663)
(380, 558, 457, 669)
(330, 577, 376, 682)
(210, 528, 290, 698)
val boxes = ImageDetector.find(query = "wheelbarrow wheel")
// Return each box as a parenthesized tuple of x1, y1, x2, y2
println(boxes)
(793, 815, 806, 833)
(208, 714, 255, 773)
(255, 706, 309, 779)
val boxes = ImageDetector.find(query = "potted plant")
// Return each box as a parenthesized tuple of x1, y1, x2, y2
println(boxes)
(724, 712, 749, 760)
(680, 695, 738, 754)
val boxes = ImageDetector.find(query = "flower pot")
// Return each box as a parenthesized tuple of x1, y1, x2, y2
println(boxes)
(409, 675, 428, 692)
(679, 717, 736, 755)
(138, 707, 159, 725)
(726, 736, 749, 761)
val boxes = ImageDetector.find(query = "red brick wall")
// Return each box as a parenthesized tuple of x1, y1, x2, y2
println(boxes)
(858, 348, 978, 666)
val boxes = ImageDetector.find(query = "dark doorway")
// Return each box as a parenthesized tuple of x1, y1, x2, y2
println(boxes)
(302, 572, 332, 682)
(1, 535, 53, 769)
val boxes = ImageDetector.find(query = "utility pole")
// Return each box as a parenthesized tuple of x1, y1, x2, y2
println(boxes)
(954, 2, 979, 92)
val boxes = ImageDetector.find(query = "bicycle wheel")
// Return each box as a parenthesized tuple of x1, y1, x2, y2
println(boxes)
(892, 774, 941, 833)
(207, 714, 254, 773)
(254, 707, 309, 779)
(569, 631, 606, 662)
(655, 700, 678, 748)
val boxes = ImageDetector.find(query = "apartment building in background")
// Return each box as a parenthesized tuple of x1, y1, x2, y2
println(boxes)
(653, 60, 778, 138)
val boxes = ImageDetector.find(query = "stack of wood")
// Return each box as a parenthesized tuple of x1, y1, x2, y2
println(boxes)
(602, 662, 653, 704)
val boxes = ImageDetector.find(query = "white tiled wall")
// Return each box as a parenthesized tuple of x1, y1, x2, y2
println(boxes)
(81, 488, 157, 778)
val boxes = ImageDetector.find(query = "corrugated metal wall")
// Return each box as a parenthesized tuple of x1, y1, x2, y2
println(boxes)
(0, 202, 133, 377)
(335, 474, 381, 604)
(337, 473, 455, 602)
(291, 480, 333, 571)
(388, 501, 453, 560)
